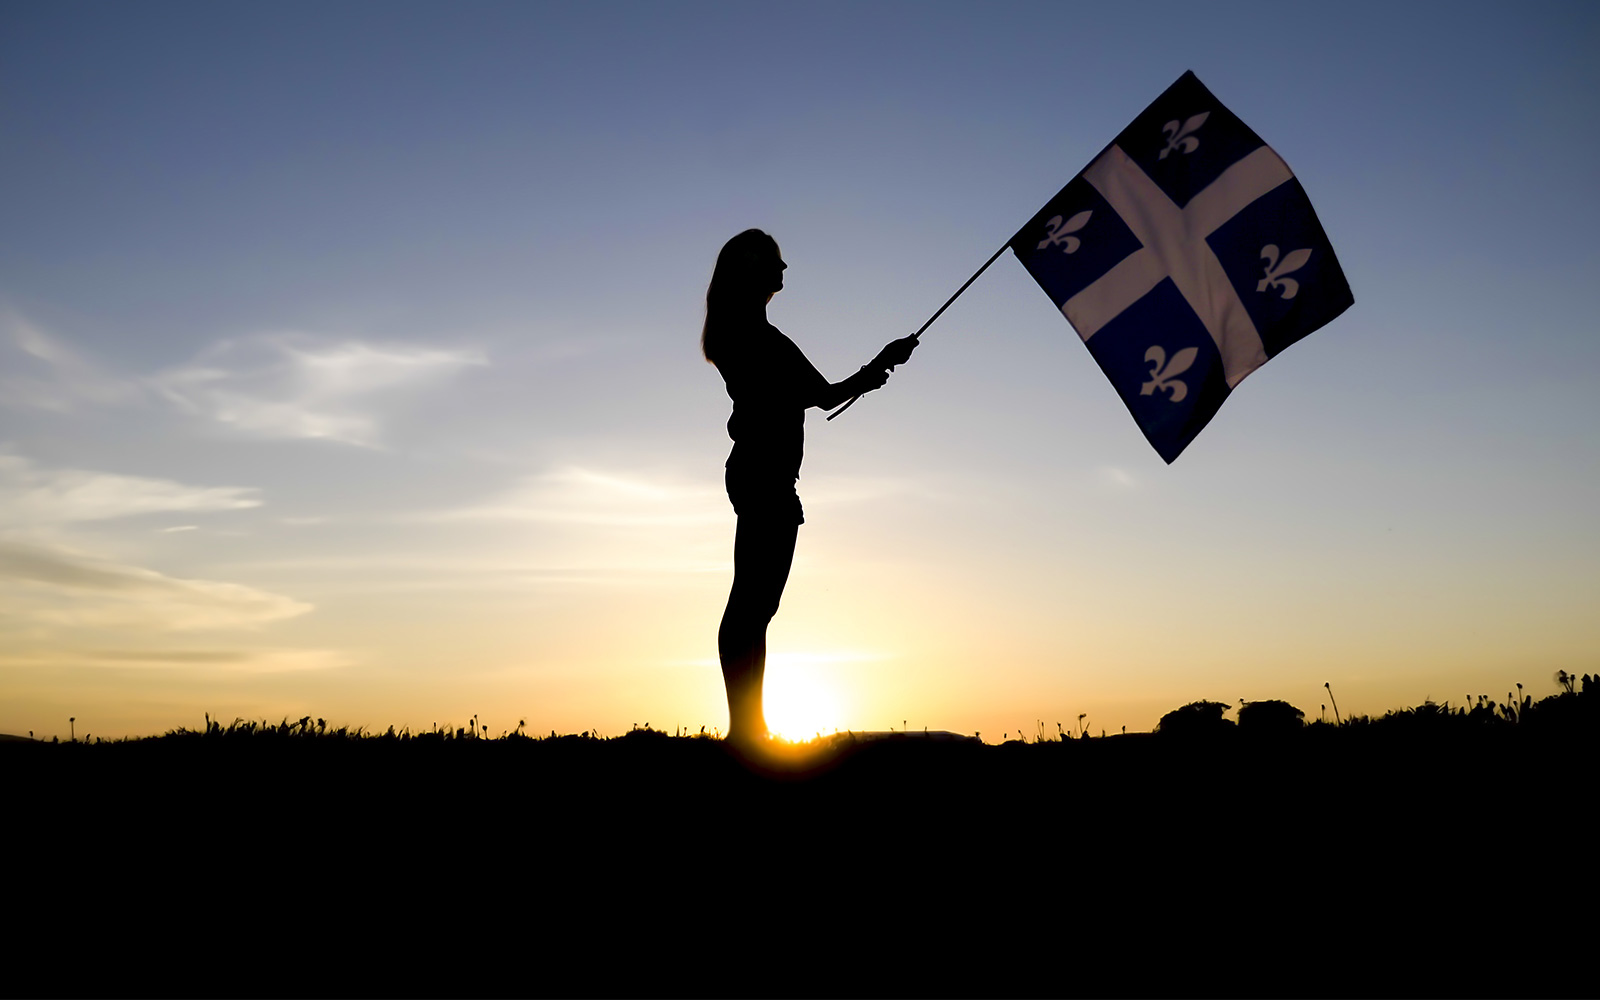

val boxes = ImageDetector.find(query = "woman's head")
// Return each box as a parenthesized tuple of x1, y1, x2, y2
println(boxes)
(702, 229, 785, 362)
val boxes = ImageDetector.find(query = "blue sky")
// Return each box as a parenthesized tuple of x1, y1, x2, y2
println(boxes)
(2, 0, 1596, 740)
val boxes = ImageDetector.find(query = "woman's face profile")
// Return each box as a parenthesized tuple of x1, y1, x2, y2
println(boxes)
(763, 249, 787, 300)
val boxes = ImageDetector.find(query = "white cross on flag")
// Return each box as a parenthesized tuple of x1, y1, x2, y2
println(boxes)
(1012, 71, 1353, 463)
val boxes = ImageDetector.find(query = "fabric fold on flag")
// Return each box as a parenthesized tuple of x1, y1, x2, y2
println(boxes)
(1011, 70, 1353, 463)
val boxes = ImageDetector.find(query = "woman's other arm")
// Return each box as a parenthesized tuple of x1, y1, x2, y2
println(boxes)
(814, 366, 889, 411)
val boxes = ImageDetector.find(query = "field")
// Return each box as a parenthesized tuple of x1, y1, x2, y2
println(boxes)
(10, 683, 1595, 997)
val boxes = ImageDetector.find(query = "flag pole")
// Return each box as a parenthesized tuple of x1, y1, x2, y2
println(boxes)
(826, 240, 1011, 420)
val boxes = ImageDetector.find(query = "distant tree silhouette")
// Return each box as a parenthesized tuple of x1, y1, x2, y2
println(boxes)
(1156, 700, 1233, 736)
(1237, 699, 1305, 733)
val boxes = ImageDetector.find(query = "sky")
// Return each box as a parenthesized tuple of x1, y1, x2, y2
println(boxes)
(2, 0, 1596, 742)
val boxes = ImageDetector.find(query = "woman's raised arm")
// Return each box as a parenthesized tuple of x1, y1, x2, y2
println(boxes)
(810, 336, 920, 410)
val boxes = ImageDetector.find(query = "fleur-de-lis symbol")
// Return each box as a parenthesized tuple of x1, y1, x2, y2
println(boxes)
(1257, 244, 1313, 300)
(1158, 112, 1210, 160)
(1035, 210, 1093, 254)
(1140, 345, 1198, 402)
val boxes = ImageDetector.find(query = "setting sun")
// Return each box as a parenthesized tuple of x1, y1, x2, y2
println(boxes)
(762, 653, 853, 741)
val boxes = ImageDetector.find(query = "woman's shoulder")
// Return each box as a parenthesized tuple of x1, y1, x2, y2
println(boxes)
(716, 323, 785, 362)
(762, 323, 813, 359)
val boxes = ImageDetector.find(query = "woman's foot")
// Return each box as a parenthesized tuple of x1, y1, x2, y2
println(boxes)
(723, 725, 773, 760)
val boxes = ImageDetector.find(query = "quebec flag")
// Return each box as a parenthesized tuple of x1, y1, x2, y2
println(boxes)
(1012, 71, 1353, 463)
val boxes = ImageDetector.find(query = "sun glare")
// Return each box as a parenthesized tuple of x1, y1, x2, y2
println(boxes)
(763, 656, 849, 742)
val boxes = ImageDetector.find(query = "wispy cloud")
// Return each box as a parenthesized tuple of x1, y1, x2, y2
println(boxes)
(0, 539, 312, 631)
(417, 467, 918, 527)
(2, 314, 484, 448)
(792, 474, 915, 507)
(667, 649, 892, 670)
(152, 333, 485, 446)
(0, 645, 350, 672)
(0, 313, 142, 412)
(418, 467, 727, 526)
(1094, 466, 1140, 490)
(0, 453, 260, 525)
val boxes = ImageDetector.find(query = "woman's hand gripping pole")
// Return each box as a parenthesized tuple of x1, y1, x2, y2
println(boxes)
(824, 242, 1010, 421)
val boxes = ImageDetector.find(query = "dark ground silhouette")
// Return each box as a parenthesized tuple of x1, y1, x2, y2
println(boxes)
(10, 681, 1595, 997)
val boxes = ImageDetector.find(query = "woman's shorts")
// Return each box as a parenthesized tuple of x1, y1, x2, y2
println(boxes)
(725, 468, 804, 525)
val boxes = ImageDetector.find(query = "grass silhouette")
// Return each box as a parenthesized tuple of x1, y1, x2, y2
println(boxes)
(8, 676, 1595, 997)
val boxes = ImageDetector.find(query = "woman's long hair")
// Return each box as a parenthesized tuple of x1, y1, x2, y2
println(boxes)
(702, 229, 779, 364)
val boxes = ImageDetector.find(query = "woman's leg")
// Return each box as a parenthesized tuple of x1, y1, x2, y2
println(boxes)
(718, 513, 798, 744)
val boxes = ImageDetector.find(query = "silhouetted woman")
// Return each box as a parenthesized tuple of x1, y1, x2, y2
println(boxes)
(703, 229, 916, 747)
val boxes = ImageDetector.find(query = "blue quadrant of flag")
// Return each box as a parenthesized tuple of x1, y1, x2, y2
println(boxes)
(1011, 70, 1353, 463)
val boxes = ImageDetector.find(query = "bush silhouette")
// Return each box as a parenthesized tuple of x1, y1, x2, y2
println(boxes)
(1156, 700, 1234, 736)
(1237, 699, 1305, 733)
